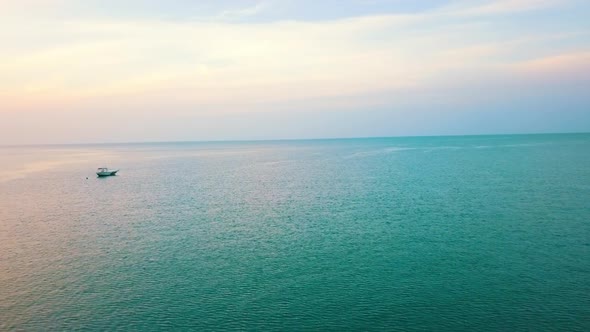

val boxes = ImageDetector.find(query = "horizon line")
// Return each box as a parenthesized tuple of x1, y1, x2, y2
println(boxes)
(2, 131, 589, 148)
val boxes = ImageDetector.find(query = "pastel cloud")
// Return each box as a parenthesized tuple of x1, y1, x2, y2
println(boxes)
(448, 0, 568, 15)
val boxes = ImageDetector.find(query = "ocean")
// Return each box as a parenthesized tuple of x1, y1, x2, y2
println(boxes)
(1, 134, 589, 331)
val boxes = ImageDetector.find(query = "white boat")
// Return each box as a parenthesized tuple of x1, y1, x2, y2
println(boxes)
(96, 167, 119, 177)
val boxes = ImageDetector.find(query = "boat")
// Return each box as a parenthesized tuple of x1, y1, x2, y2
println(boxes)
(96, 167, 119, 177)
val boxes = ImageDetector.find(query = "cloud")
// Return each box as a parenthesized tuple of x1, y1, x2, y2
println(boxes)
(213, 1, 272, 21)
(515, 51, 590, 71)
(447, 0, 569, 16)
(0, 14, 433, 111)
(511, 51, 590, 84)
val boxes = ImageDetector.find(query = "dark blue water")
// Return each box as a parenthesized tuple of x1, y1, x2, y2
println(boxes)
(1, 134, 589, 331)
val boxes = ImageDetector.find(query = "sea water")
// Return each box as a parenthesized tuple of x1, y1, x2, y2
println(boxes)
(1, 134, 589, 331)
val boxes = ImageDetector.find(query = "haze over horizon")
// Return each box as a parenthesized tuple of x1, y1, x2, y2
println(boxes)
(2, 0, 589, 144)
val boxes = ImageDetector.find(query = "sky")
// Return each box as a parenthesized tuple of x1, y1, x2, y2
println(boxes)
(1, 0, 589, 144)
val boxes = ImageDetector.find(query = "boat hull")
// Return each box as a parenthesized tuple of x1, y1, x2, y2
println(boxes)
(97, 170, 118, 177)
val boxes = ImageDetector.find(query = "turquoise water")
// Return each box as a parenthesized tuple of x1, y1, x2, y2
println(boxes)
(1, 134, 589, 331)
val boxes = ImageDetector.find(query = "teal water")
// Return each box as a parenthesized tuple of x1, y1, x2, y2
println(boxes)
(1, 134, 589, 331)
